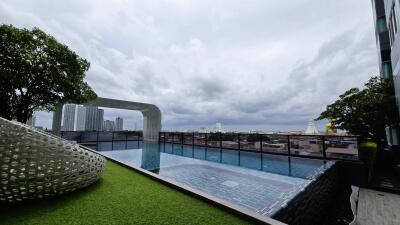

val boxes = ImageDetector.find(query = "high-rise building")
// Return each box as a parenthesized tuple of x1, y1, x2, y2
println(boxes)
(97, 109, 104, 131)
(215, 123, 223, 132)
(85, 106, 100, 131)
(75, 105, 86, 131)
(62, 104, 87, 131)
(115, 117, 123, 131)
(103, 120, 115, 131)
(63, 104, 77, 131)
(26, 115, 36, 127)
(372, 0, 400, 145)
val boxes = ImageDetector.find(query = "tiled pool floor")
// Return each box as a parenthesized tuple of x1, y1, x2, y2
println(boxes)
(101, 144, 334, 217)
(159, 164, 307, 216)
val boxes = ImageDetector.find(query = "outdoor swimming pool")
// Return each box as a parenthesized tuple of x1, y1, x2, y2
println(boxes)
(100, 143, 335, 217)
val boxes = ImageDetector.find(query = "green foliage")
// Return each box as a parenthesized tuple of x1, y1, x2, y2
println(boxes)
(0, 24, 97, 123)
(316, 76, 399, 143)
(0, 161, 248, 225)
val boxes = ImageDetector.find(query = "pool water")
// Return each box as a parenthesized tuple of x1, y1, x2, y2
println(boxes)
(100, 143, 334, 217)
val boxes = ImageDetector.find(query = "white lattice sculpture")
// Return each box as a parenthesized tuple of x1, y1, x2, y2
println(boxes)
(0, 117, 106, 202)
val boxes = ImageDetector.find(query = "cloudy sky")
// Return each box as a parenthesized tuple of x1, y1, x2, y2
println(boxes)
(0, 0, 379, 132)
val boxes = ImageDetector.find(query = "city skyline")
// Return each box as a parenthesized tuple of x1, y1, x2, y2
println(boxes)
(3, 0, 379, 132)
(61, 104, 130, 131)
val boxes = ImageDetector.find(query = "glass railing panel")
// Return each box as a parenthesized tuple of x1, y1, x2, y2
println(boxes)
(159, 132, 166, 143)
(112, 141, 126, 150)
(165, 132, 173, 143)
(113, 132, 127, 141)
(290, 135, 323, 158)
(81, 131, 98, 142)
(261, 135, 289, 154)
(206, 133, 220, 148)
(325, 136, 358, 160)
(221, 133, 239, 149)
(173, 132, 182, 144)
(97, 132, 113, 142)
(183, 133, 193, 145)
(126, 132, 140, 141)
(240, 134, 260, 152)
(61, 131, 82, 142)
(194, 133, 206, 146)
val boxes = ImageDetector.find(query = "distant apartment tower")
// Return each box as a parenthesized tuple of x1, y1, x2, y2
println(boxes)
(62, 104, 87, 131)
(75, 105, 86, 131)
(115, 117, 123, 131)
(85, 106, 104, 131)
(214, 123, 223, 132)
(63, 104, 76, 131)
(103, 120, 115, 131)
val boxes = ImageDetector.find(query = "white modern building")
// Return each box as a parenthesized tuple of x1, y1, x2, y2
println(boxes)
(115, 117, 123, 131)
(62, 104, 87, 131)
(75, 105, 86, 131)
(85, 106, 104, 131)
(63, 104, 76, 131)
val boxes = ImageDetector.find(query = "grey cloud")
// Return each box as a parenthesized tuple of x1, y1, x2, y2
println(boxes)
(0, 0, 379, 131)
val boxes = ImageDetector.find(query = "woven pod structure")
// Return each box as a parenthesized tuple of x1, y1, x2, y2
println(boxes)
(0, 117, 106, 202)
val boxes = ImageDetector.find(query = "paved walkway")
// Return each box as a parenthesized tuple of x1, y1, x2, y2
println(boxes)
(357, 188, 400, 225)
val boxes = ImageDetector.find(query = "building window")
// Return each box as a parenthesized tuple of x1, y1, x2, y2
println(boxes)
(389, 3, 399, 45)
(378, 17, 388, 33)
(383, 61, 393, 78)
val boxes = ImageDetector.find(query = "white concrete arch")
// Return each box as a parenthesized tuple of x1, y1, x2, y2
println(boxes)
(52, 97, 161, 143)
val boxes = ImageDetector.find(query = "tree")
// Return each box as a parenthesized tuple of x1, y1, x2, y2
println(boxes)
(0, 24, 96, 123)
(316, 76, 399, 144)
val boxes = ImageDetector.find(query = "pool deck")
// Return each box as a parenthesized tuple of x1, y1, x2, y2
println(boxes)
(357, 188, 400, 225)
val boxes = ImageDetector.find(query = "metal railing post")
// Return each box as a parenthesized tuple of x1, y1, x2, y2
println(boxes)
(287, 135, 291, 157)
(259, 134, 263, 170)
(96, 131, 99, 150)
(238, 133, 241, 150)
(238, 133, 241, 166)
(192, 132, 195, 147)
(181, 132, 184, 146)
(219, 132, 222, 149)
(125, 132, 128, 149)
(111, 132, 114, 150)
(322, 135, 327, 159)
(137, 131, 140, 149)
(219, 132, 222, 162)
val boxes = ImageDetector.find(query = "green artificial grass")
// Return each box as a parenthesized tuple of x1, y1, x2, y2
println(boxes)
(0, 161, 249, 225)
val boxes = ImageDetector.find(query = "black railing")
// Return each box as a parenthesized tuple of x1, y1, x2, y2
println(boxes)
(61, 131, 143, 151)
(159, 132, 359, 161)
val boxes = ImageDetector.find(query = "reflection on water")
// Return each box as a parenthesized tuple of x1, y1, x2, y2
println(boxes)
(141, 143, 160, 172)
(103, 143, 331, 180)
